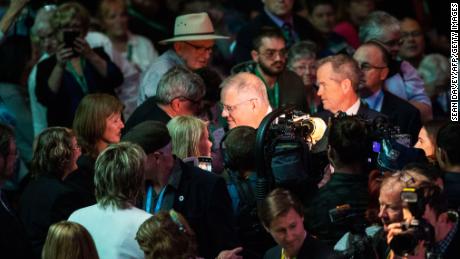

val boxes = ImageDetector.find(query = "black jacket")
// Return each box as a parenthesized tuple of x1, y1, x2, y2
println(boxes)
(36, 47, 123, 127)
(123, 97, 171, 134)
(264, 233, 332, 259)
(380, 90, 422, 146)
(173, 161, 239, 259)
(19, 175, 85, 258)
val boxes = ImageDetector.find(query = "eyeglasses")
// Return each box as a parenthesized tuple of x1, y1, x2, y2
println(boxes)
(382, 38, 403, 48)
(259, 49, 288, 59)
(184, 41, 214, 54)
(291, 64, 317, 73)
(401, 31, 423, 39)
(358, 62, 387, 71)
(220, 98, 257, 113)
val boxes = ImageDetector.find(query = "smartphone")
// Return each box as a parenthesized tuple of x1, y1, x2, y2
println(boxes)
(183, 156, 213, 172)
(197, 156, 212, 172)
(63, 30, 79, 49)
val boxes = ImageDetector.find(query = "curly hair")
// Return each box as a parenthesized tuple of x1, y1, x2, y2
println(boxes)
(136, 210, 197, 259)
(51, 2, 90, 35)
(31, 127, 76, 179)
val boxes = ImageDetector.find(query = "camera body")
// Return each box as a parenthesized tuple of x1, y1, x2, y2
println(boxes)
(254, 105, 326, 200)
(389, 188, 436, 257)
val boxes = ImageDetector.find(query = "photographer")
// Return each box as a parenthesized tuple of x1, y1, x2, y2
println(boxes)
(35, 2, 123, 127)
(222, 126, 274, 258)
(334, 168, 434, 258)
(304, 115, 371, 244)
(386, 183, 459, 259)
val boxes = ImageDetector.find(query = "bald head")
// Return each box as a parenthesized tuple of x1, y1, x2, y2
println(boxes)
(220, 72, 270, 129)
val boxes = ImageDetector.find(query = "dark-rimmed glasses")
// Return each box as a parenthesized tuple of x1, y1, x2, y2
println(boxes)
(358, 62, 387, 71)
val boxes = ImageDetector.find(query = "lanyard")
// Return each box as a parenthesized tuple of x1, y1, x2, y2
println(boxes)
(66, 58, 88, 94)
(255, 67, 279, 108)
(145, 185, 167, 213)
(281, 248, 296, 259)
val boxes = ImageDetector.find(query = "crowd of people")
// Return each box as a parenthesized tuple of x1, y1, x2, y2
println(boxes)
(0, 0, 458, 258)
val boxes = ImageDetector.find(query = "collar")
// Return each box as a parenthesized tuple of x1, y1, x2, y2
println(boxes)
(435, 212, 459, 254)
(345, 98, 361, 115)
(168, 49, 187, 67)
(264, 7, 293, 27)
(168, 158, 182, 190)
(364, 89, 384, 112)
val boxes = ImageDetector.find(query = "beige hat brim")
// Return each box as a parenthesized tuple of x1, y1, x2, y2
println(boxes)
(159, 34, 229, 44)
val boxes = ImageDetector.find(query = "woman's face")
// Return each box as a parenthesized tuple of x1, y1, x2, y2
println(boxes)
(198, 127, 212, 157)
(414, 127, 435, 157)
(102, 112, 124, 144)
(101, 3, 129, 38)
(290, 57, 317, 89)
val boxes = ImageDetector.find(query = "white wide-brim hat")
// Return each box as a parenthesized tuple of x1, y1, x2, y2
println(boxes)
(159, 12, 229, 44)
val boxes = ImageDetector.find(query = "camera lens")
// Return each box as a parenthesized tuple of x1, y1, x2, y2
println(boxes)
(389, 228, 419, 256)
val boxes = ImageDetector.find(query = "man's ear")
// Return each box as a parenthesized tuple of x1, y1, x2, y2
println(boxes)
(340, 78, 353, 93)
(380, 67, 390, 81)
(170, 98, 181, 112)
(251, 49, 259, 62)
(438, 211, 449, 224)
(173, 42, 183, 54)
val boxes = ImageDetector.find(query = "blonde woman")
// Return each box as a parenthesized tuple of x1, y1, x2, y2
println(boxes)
(167, 116, 212, 160)
(42, 221, 99, 259)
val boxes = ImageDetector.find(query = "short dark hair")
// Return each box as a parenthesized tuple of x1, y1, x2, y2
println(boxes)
(258, 188, 304, 228)
(305, 0, 336, 14)
(252, 26, 285, 51)
(436, 122, 460, 165)
(222, 126, 257, 172)
(417, 182, 449, 218)
(0, 123, 14, 158)
(360, 40, 391, 66)
(328, 115, 370, 167)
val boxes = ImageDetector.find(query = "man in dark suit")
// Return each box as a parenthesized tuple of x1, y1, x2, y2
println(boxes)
(122, 121, 240, 259)
(124, 66, 205, 133)
(312, 54, 382, 154)
(353, 41, 422, 145)
(232, 0, 322, 64)
(0, 123, 32, 259)
(231, 27, 308, 112)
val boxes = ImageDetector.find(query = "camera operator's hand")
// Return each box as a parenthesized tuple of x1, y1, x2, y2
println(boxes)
(387, 223, 427, 259)
(216, 247, 243, 259)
